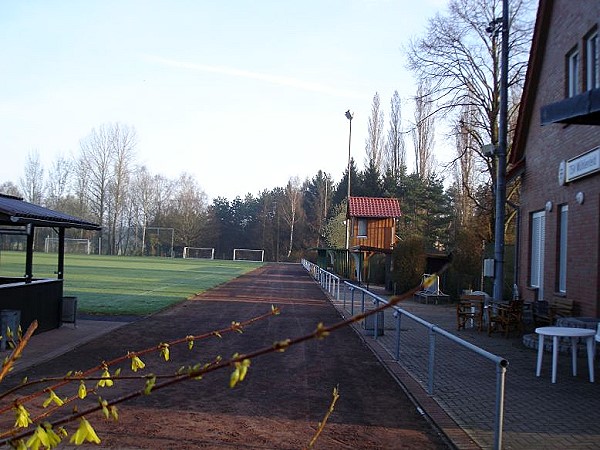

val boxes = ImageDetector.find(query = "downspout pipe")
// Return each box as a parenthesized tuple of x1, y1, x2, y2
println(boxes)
(507, 200, 520, 288)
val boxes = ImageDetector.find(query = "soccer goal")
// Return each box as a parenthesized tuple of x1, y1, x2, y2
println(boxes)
(183, 247, 215, 260)
(232, 248, 264, 262)
(44, 237, 91, 255)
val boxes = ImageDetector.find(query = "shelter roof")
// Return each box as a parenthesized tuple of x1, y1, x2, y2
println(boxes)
(347, 196, 401, 218)
(0, 194, 100, 230)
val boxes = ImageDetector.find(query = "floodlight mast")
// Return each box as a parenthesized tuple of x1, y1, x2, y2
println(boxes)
(345, 110, 353, 252)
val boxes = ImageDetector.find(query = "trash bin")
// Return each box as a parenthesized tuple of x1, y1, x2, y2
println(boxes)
(363, 311, 384, 336)
(0, 310, 21, 351)
(61, 296, 78, 328)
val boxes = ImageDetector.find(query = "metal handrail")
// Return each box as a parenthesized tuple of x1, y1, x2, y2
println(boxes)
(342, 281, 508, 450)
(301, 259, 340, 301)
(301, 259, 508, 449)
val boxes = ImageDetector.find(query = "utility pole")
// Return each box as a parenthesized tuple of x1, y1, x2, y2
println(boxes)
(493, 2, 509, 303)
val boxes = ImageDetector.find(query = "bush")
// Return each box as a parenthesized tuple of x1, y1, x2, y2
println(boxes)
(390, 235, 427, 294)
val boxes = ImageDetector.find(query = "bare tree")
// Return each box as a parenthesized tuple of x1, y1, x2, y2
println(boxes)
(281, 177, 302, 258)
(385, 90, 406, 178)
(0, 181, 22, 197)
(412, 81, 435, 179)
(365, 92, 385, 172)
(407, 0, 534, 179)
(168, 173, 208, 248)
(107, 123, 137, 255)
(452, 103, 481, 226)
(45, 155, 72, 210)
(79, 125, 114, 232)
(19, 150, 44, 204)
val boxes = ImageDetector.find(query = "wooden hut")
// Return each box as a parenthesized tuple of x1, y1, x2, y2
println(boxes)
(347, 196, 401, 286)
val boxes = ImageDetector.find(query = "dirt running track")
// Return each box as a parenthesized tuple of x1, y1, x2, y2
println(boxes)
(5, 263, 450, 449)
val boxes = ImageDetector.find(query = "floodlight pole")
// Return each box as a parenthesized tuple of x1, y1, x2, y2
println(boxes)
(493, 0, 509, 306)
(345, 110, 353, 252)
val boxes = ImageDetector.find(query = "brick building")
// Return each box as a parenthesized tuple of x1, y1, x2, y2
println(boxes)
(509, 0, 600, 316)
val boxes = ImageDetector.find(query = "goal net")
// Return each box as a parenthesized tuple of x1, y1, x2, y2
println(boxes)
(142, 227, 174, 257)
(232, 248, 264, 262)
(44, 237, 91, 255)
(183, 247, 215, 260)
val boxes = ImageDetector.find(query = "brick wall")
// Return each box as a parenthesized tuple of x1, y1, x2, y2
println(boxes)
(518, 0, 600, 316)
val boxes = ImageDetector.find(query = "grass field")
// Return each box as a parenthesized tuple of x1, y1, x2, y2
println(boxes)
(0, 251, 263, 316)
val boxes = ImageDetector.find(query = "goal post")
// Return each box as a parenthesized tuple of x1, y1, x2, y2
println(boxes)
(232, 248, 264, 262)
(44, 237, 91, 255)
(142, 226, 174, 257)
(183, 247, 215, 260)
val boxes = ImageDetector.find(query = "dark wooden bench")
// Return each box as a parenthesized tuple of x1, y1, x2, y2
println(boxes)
(532, 298, 575, 326)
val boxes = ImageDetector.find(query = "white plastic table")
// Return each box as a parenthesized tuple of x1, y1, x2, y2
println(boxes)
(535, 326, 595, 383)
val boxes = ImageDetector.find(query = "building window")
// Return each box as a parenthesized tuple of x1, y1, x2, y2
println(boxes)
(557, 205, 568, 293)
(357, 219, 367, 237)
(530, 211, 546, 297)
(586, 31, 599, 90)
(567, 47, 580, 97)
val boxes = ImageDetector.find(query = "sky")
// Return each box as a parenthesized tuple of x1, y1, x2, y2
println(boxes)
(0, 0, 450, 201)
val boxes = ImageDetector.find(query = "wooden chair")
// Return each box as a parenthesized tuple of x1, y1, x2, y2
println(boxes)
(487, 299, 524, 338)
(457, 295, 484, 331)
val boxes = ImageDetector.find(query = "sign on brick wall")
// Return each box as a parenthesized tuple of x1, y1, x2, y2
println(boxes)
(566, 146, 600, 182)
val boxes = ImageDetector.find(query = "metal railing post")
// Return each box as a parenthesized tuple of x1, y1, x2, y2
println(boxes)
(373, 298, 379, 341)
(494, 360, 508, 450)
(394, 310, 402, 360)
(428, 327, 436, 395)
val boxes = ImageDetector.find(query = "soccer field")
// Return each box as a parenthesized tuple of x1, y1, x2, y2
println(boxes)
(0, 252, 263, 316)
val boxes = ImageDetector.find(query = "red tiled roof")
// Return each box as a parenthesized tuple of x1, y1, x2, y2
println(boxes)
(347, 196, 401, 218)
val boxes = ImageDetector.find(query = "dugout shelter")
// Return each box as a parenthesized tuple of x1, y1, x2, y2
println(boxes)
(0, 194, 100, 333)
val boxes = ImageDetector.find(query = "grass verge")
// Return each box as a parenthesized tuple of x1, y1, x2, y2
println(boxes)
(0, 251, 263, 316)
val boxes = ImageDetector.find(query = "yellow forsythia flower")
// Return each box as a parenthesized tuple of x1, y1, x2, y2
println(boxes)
(78, 381, 87, 399)
(15, 439, 27, 450)
(186, 335, 194, 350)
(97, 369, 113, 388)
(69, 417, 101, 445)
(26, 423, 62, 450)
(42, 389, 65, 408)
(43, 424, 62, 448)
(229, 359, 251, 388)
(144, 375, 156, 395)
(130, 355, 146, 372)
(231, 321, 243, 333)
(315, 322, 330, 339)
(159, 343, 170, 361)
(110, 405, 119, 421)
(271, 305, 281, 315)
(14, 404, 32, 428)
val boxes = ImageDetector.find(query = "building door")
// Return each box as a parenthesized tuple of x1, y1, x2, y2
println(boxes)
(530, 211, 546, 300)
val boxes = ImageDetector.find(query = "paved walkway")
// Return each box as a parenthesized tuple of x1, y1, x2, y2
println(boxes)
(329, 282, 600, 450)
(5, 263, 600, 449)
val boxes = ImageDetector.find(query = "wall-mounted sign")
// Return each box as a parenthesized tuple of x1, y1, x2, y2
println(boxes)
(566, 146, 600, 182)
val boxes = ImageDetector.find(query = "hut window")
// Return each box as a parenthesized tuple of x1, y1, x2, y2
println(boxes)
(358, 219, 367, 237)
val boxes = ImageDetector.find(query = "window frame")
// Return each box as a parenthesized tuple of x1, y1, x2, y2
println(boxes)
(567, 46, 580, 97)
(357, 218, 367, 238)
(530, 211, 546, 296)
(557, 204, 568, 294)
(585, 30, 599, 91)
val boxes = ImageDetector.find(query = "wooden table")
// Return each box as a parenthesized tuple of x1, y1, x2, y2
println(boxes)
(535, 326, 595, 383)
